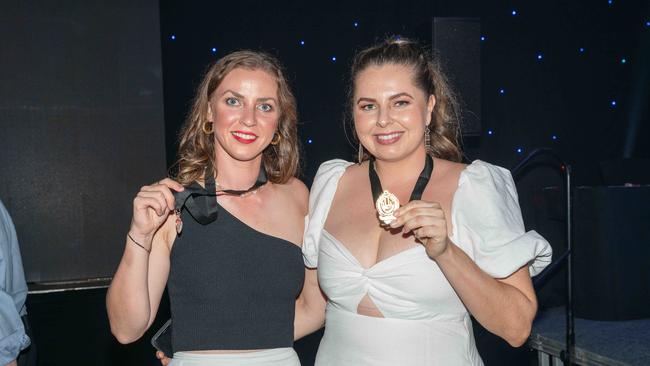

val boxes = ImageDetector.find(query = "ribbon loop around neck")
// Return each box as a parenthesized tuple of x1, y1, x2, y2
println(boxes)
(369, 154, 434, 204)
(173, 163, 268, 225)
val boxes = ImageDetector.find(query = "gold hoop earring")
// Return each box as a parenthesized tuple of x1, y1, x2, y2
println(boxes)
(424, 126, 433, 154)
(270, 132, 281, 145)
(202, 121, 214, 135)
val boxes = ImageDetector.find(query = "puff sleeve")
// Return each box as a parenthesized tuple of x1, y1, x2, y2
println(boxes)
(302, 160, 353, 268)
(451, 160, 553, 278)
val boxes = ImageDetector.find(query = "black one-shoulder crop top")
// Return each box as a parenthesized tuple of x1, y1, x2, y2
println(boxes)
(167, 204, 304, 352)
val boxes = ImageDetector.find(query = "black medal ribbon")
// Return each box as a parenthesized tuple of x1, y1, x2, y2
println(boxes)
(173, 163, 268, 225)
(369, 154, 434, 204)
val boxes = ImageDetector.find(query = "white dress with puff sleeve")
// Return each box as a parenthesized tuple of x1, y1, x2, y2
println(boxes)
(303, 159, 552, 366)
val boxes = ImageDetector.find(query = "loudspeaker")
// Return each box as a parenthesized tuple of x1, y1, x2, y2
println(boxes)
(573, 186, 650, 320)
(432, 17, 481, 137)
(600, 158, 650, 185)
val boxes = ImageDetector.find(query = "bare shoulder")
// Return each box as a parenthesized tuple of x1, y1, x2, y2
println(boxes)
(345, 161, 366, 175)
(338, 161, 366, 188)
(431, 158, 467, 197)
(266, 178, 309, 246)
(273, 177, 309, 213)
(432, 158, 468, 186)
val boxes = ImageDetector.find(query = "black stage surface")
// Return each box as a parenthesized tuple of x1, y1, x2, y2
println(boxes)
(531, 307, 650, 365)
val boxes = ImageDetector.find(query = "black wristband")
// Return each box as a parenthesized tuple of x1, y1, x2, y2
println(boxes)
(127, 233, 151, 253)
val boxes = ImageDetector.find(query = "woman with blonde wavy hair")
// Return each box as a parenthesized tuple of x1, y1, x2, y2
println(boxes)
(294, 37, 552, 365)
(107, 50, 308, 366)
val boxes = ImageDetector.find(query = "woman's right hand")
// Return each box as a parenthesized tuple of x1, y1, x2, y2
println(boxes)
(129, 178, 184, 245)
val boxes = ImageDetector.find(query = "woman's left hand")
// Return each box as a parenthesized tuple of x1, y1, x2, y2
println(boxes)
(389, 200, 449, 259)
(156, 351, 171, 366)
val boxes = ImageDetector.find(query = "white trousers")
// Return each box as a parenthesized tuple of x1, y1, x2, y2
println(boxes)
(169, 348, 300, 366)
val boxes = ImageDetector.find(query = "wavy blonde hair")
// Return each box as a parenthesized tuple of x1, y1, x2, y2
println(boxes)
(347, 37, 462, 162)
(171, 50, 300, 185)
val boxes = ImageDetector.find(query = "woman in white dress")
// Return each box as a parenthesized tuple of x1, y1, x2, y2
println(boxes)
(294, 37, 553, 365)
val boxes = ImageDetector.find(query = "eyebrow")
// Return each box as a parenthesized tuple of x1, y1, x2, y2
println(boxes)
(221, 90, 277, 103)
(356, 92, 415, 104)
(256, 97, 277, 104)
(356, 97, 376, 104)
(221, 90, 245, 99)
(389, 92, 414, 100)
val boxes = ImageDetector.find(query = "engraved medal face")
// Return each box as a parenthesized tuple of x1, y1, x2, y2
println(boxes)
(174, 209, 183, 234)
(375, 190, 400, 225)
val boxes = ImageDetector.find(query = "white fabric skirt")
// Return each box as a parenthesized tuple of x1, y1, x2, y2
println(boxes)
(169, 348, 300, 366)
(315, 306, 484, 366)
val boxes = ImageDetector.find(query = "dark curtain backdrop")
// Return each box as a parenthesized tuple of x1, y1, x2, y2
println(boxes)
(0, 0, 166, 282)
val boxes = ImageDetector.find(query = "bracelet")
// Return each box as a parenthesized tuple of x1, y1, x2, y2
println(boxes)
(127, 233, 151, 254)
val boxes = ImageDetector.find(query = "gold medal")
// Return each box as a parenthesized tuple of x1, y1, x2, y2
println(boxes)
(369, 155, 433, 227)
(375, 190, 400, 225)
(174, 209, 183, 234)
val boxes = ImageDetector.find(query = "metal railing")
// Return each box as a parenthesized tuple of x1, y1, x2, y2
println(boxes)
(512, 148, 574, 365)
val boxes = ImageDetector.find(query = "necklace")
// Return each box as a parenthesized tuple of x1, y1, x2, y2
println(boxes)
(215, 180, 265, 198)
(368, 154, 434, 225)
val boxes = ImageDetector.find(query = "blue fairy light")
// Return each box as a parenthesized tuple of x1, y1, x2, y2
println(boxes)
(170, 35, 176, 40)
(511, 10, 517, 16)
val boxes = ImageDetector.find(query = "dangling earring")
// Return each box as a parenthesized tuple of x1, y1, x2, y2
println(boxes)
(424, 126, 433, 154)
(202, 121, 214, 134)
(358, 144, 365, 163)
(270, 132, 281, 145)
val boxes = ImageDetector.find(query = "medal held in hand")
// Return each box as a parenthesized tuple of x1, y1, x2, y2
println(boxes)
(369, 154, 434, 226)
(174, 209, 183, 234)
(376, 190, 400, 225)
